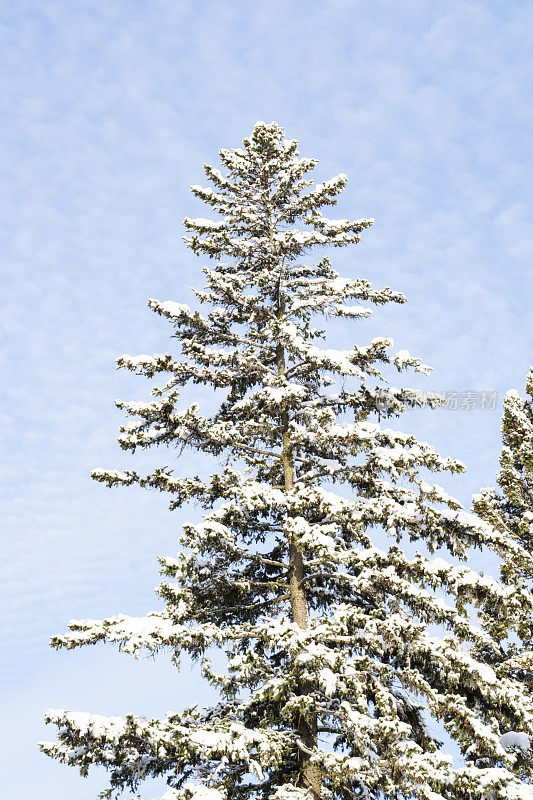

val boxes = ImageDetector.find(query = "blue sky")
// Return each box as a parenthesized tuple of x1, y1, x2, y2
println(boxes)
(1, 1, 532, 797)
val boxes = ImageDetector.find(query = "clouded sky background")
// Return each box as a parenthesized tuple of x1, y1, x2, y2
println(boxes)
(1, 1, 532, 797)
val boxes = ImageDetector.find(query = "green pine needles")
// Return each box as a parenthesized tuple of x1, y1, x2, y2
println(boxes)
(473, 369, 533, 784)
(474, 369, 533, 582)
(41, 123, 533, 800)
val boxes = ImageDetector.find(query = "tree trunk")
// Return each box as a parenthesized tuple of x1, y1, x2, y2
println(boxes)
(276, 331, 321, 799)
(269, 196, 320, 796)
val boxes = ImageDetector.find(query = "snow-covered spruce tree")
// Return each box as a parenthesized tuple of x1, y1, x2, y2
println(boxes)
(41, 123, 533, 800)
(474, 369, 533, 583)
(473, 369, 533, 780)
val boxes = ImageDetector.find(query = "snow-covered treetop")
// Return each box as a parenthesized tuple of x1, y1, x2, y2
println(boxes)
(474, 367, 533, 584)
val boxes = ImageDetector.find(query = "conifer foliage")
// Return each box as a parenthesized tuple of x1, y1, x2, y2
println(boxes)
(474, 369, 533, 583)
(41, 124, 533, 799)
(473, 370, 533, 783)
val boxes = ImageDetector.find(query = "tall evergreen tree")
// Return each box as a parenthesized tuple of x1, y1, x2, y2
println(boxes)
(474, 369, 533, 581)
(41, 123, 533, 800)
(473, 369, 533, 781)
